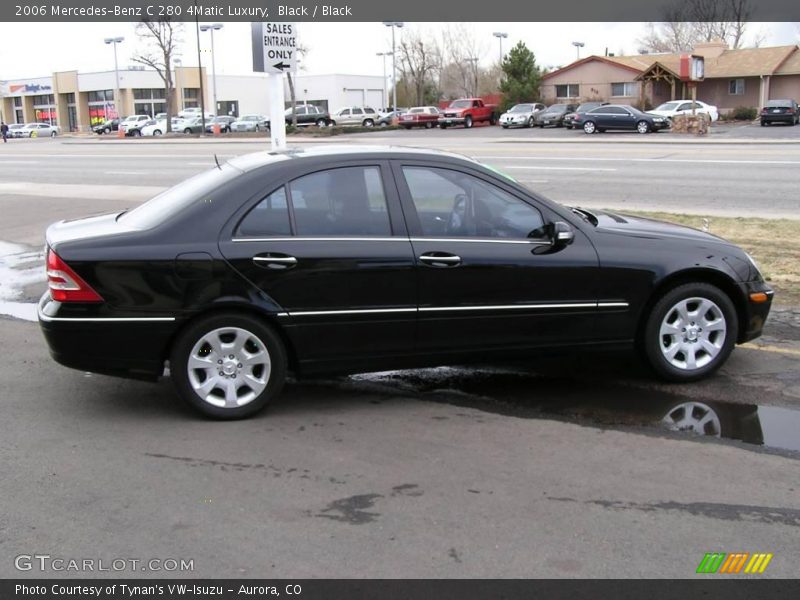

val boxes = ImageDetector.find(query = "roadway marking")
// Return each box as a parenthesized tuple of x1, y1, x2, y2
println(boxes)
(504, 165, 617, 172)
(477, 155, 800, 166)
(104, 170, 147, 175)
(0, 160, 40, 164)
(741, 343, 800, 357)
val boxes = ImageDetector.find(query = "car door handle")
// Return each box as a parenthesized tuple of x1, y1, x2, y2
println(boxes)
(252, 254, 297, 269)
(419, 253, 461, 267)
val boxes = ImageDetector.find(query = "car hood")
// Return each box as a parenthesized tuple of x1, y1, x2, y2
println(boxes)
(590, 209, 732, 246)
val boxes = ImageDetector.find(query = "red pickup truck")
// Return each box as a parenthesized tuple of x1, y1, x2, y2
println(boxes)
(438, 98, 498, 128)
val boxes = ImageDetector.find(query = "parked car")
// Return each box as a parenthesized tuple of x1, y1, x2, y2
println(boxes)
(760, 99, 799, 126)
(282, 105, 332, 127)
(499, 103, 546, 128)
(398, 106, 440, 129)
(533, 103, 579, 128)
(14, 122, 60, 138)
(438, 98, 498, 128)
(92, 119, 120, 134)
(572, 104, 670, 134)
(7, 123, 25, 137)
(180, 117, 205, 134)
(650, 100, 719, 123)
(126, 118, 157, 137)
(377, 110, 404, 126)
(564, 102, 609, 129)
(119, 115, 151, 135)
(140, 119, 167, 137)
(205, 116, 236, 133)
(38, 146, 772, 419)
(230, 115, 269, 132)
(178, 107, 214, 120)
(329, 107, 379, 127)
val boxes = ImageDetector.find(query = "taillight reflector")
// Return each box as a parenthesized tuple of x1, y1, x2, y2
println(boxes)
(46, 248, 104, 303)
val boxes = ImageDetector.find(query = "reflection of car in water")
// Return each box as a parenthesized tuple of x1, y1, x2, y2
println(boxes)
(660, 400, 762, 444)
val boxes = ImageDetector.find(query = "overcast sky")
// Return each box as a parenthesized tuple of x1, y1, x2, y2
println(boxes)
(1, 22, 798, 81)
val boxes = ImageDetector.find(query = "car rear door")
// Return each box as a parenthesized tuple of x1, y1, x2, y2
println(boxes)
(392, 160, 601, 353)
(218, 161, 417, 364)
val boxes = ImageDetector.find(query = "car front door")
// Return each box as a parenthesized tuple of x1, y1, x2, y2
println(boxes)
(218, 162, 417, 365)
(393, 161, 601, 353)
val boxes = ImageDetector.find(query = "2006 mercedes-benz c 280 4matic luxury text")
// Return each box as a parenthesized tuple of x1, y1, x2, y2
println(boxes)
(39, 147, 773, 418)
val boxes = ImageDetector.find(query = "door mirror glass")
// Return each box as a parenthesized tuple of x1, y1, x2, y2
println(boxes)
(552, 221, 575, 245)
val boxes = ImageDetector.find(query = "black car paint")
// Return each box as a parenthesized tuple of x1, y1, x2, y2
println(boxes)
(39, 149, 772, 382)
(572, 105, 670, 133)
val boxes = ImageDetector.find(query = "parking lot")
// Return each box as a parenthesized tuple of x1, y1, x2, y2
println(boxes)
(1, 132, 800, 578)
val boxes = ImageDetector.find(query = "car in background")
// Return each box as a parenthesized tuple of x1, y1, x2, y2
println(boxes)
(377, 110, 404, 126)
(119, 115, 151, 136)
(125, 118, 157, 137)
(14, 122, 61, 138)
(564, 102, 609, 129)
(92, 119, 120, 134)
(438, 98, 498, 128)
(329, 107, 379, 127)
(7, 123, 25, 137)
(205, 116, 236, 133)
(650, 100, 719, 123)
(499, 103, 546, 128)
(399, 106, 440, 129)
(572, 104, 670, 134)
(230, 115, 269, 132)
(760, 99, 799, 126)
(37, 146, 773, 419)
(533, 103, 579, 128)
(179, 117, 205, 134)
(283, 105, 332, 127)
(178, 107, 214, 120)
(141, 119, 167, 136)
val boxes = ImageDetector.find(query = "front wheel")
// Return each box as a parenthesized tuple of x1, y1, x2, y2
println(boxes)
(425, 121, 433, 129)
(643, 283, 737, 382)
(583, 121, 596, 134)
(464, 115, 473, 129)
(183, 128, 192, 134)
(104, 127, 111, 134)
(170, 313, 288, 419)
(153, 129, 162, 136)
(636, 120, 650, 134)
(527, 117, 535, 128)
(316, 118, 327, 128)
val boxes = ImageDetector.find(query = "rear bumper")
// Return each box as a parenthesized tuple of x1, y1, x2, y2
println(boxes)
(761, 114, 795, 123)
(37, 293, 178, 381)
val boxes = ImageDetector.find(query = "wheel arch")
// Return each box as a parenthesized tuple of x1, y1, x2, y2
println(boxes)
(635, 267, 748, 347)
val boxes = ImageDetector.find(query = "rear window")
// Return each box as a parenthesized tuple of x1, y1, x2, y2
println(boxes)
(766, 100, 792, 107)
(118, 165, 239, 229)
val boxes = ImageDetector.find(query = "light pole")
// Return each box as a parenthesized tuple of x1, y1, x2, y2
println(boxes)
(104, 36, 124, 120)
(492, 32, 508, 63)
(466, 57, 479, 97)
(383, 22, 404, 110)
(572, 41, 585, 60)
(376, 51, 392, 111)
(199, 23, 223, 116)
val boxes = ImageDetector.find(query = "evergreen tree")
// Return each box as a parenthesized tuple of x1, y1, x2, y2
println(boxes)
(499, 42, 542, 111)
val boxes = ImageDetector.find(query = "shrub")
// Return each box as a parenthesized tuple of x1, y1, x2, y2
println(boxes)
(732, 106, 757, 121)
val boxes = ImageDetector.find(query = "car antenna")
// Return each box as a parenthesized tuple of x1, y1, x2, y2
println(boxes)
(214, 154, 221, 170)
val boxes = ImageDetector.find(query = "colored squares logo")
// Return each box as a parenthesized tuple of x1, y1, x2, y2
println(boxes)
(697, 552, 773, 574)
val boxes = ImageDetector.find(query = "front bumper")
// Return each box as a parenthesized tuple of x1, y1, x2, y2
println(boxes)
(737, 282, 774, 343)
(438, 116, 466, 125)
(38, 293, 178, 380)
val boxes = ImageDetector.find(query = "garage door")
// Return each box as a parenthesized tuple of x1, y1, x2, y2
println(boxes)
(366, 89, 384, 110)
(344, 89, 365, 107)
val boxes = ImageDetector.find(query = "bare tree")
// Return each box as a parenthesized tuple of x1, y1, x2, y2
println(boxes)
(286, 43, 309, 128)
(132, 19, 183, 133)
(441, 25, 487, 98)
(637, 0, 756, 53)
(397, 29, 441, 106)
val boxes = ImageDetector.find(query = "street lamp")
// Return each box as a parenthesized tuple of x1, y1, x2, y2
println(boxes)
(199, 23, 223, 116)
(383, 22, 404, 110)
(492, 32, 508, 63)
(572, 41, 585, 60)
(376, 51, 392, 111)
(466, 57, 479, 97)
(104, 36, 124, 120)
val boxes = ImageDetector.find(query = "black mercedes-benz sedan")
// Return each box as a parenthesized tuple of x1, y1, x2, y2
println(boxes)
(571, 104, 670, 134)
(39, 146, 773, 419)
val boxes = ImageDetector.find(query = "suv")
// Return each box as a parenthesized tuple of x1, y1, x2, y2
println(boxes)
(330, 107, 378, 127)
(760, 99, 799, 126)
(283, 105, 332, 127)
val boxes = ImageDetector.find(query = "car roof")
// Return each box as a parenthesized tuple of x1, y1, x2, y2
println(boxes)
(226, 145, 481, 173)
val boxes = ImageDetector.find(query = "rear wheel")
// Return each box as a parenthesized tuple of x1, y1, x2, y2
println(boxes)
(643, 283, 737, 382)
(362, 118, 374, 127)
(583, 121, 596, 134)
(315, 118, 327, 128)
(170, 313, 287, 419)
(153, 129, 162, 136)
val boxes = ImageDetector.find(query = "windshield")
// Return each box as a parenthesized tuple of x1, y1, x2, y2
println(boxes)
(656, 102, 681, 111)
(118, 165, 240, 229)
(450, 100, 472, 108)
(576, 103, 599, 112)
(510, 104, 533, 113)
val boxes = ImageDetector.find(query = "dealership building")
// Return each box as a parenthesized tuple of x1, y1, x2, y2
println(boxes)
(0, 68, 386, 131)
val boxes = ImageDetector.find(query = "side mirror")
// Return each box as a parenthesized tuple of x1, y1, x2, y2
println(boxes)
(552, 221, 575, 246)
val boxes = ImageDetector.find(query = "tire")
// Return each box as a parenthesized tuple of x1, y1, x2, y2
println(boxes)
(527, 117, 535, 128)
(329, 120, 336, 127)
(104, 127, 111, 134)
(425, 121, 433, 129)
(183, 128, 192, 134)
(643, 282, 737, 382)
(362, 119, 374, 127)
(439, 123, 447, 129)
(502, 125, 509, 129)
(636, 120, 650, 134)
(315, 118, 327, 128)
(153, 129, 162, 136)
(489, 114, 497, 126)
(170, 312, 288, 419)
(583, 121, 596, 134)
(464, 115, 473, 129)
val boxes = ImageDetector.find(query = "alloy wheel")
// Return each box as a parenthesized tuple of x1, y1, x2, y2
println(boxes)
(658, 297, 726, 371)
(662, 402, 722, 437)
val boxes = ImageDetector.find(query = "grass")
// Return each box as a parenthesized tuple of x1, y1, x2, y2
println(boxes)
(623, 211, 800, 306)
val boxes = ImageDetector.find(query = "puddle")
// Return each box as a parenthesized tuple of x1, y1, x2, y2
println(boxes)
(0, 240, 45, 322)
(341, 367, 800, 454)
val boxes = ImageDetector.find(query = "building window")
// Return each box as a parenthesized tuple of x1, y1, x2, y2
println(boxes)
(133, 88, 165, 100)
(64, 92, 75, 104)
(13, 97, 22, 108)
(34, 109, 57, 126)
(182, 88, 199, 109)
(88, 90, 114, 103)
(32, 94, 55, 106)
(555, 84, 580, 99)
(611, 82, 638, 97)
(729, 79, 745, 95)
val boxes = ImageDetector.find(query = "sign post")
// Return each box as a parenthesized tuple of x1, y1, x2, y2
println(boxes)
(251, 22, 297, 151)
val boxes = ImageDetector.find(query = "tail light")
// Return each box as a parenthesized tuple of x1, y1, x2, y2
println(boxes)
(46, 248, 104, 303)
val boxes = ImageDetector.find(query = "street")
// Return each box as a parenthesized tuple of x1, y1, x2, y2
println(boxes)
(1, 130, 799, 578)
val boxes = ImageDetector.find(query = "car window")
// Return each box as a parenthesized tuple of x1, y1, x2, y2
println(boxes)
(402, 167, 544, 239)
(289, 166, 391, 236)
(677, 103, 692, 111)
(235, 187, 292, 237)
(339, 109, 350, 116)
(353, 108, 364, 115)
(605, 107, 629, 115)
